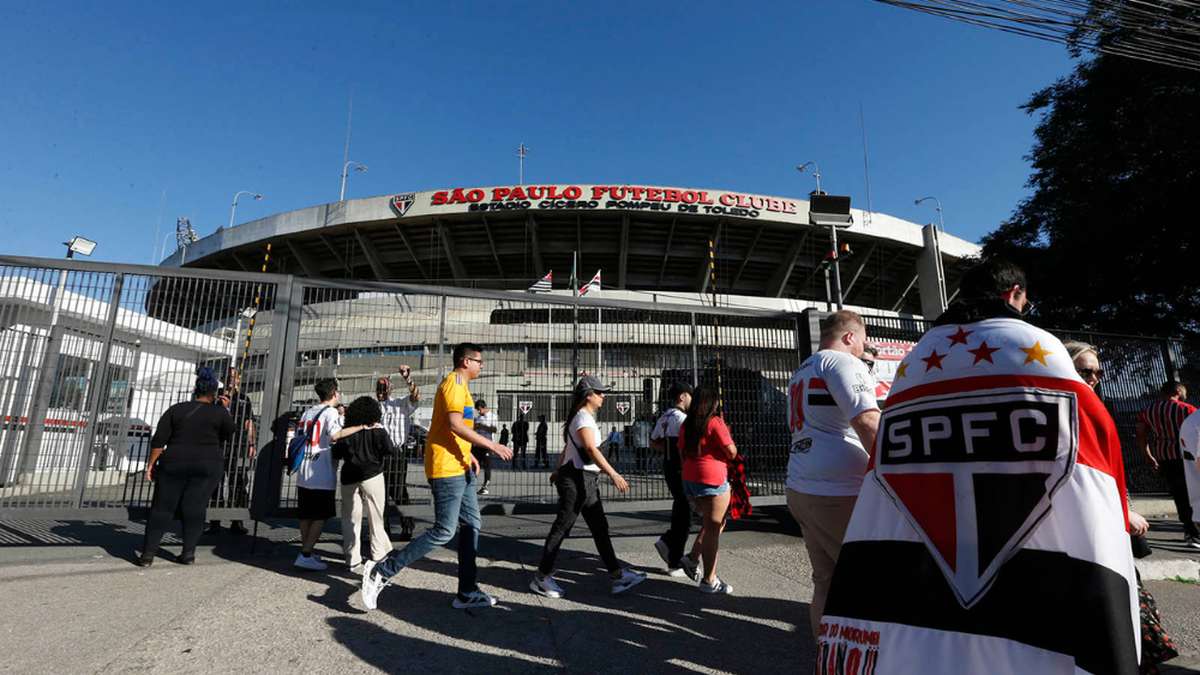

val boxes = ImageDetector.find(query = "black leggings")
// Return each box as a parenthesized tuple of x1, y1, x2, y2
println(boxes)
(1161, 459, 1199, 537)
(142, 459, 223, 557)
(472, 445, 492, 485)
(538, 464, 619, 575)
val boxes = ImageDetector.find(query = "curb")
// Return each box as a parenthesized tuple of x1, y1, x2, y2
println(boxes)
(1137, 557, 1200, 581)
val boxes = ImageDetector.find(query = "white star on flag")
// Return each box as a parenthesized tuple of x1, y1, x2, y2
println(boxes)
(581, 270, 601, 296)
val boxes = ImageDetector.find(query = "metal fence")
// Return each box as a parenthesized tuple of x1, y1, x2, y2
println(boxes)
(1, 254, 1193, 522)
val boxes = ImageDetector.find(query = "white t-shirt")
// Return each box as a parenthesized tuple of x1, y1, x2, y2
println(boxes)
(651, 408, 686, 441)
(475, 411, 498, 442)
(380, 396, 418, 446)
(563, 409, 602, 472)
(297, 404, 343, 491)
(786, 350, 880, 496)
(1176, 409, 1200, 517)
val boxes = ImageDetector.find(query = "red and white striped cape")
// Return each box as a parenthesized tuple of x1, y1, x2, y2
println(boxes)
(816, 316, 1138, 675)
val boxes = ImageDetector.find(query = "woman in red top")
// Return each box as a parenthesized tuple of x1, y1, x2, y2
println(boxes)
(678, 385, 737, 594)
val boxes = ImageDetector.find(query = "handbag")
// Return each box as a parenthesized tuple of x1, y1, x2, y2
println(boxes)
(285, 406, 329, 476)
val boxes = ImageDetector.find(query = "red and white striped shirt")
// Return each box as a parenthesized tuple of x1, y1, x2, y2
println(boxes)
(1137, 398, 1197, 461)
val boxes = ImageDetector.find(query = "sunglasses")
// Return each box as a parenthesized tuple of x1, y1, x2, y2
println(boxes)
(862, 360, 876, 371)
(1077, 367, 1105, 380)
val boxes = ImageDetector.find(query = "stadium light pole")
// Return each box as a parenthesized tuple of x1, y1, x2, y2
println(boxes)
(340, 161, 368, 201)
(915, 196, 945, 232)
(517, 143, 530, 185)
(229, 191, 262, 229)
(797, 161, 821, 194)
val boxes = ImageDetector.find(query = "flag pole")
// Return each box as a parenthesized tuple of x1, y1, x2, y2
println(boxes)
(597, 279, 602, 376)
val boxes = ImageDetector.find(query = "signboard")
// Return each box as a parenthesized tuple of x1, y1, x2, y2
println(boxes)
(391, 184, 808, 222)
(615, 401, 630, 415)
(519, 400, 533, 415)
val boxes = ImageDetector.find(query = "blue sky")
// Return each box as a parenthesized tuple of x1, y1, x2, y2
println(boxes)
(1, 1, 1073, 264)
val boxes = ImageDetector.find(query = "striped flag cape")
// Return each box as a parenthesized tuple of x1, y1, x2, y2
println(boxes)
(527, 271, 552, 293)
(581, 270, 601, 296)
(816, 311, 1138, 675)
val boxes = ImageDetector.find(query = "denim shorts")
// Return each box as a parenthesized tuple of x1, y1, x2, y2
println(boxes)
(683, 479, 730, 498)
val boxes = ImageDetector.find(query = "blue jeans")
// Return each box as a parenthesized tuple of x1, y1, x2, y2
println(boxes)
(374, 470, 481, 595)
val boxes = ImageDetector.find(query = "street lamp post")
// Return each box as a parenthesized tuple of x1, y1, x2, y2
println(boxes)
(797, 161, 821, 195)
(229, 191, 263, 229)
(340, 161, 368, 201)
(915, 196, 945, 232)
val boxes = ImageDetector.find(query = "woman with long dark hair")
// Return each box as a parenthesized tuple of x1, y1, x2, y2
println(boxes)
(678, 385, 737, 594)
(137, 366, 235, 566)
(333, 396, 397, 572)
(530, 376, 646, 598)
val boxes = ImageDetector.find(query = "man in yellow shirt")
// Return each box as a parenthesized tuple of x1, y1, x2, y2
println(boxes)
(361, 342, 512, 610)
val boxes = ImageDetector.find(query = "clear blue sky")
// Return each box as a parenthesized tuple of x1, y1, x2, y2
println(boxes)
(1, 1, 1073, 264)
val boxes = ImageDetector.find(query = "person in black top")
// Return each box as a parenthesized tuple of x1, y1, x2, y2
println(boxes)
(207, 367, 256, 536)
(333, 396, 398, 571)
(512, 413, 530, 470)
(535, 415, 549, 468)
(138, 367, 236, 566)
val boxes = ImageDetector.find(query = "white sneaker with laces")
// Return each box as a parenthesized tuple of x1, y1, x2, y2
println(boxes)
(611, 568, 647, 594)
(1187, 535, 1200, 550)
(700, 577, 733, 595)
(361, 560, 386, 610)
(667, 567, 688, 578)
(679, 555, 701, 582)
(453, 588, 499, 609)
(294, 553, 328, 571)
(530, 573, 565, 598)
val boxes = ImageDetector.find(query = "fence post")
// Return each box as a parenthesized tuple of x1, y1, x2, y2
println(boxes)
(71, 273, 125, 509)
(690, 312, 699, 387)
(1163, 338, 1181, 383)
(438, 294, 447, 380)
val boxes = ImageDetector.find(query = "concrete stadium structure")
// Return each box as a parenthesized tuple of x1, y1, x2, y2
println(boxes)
(164, 183, 981, 318)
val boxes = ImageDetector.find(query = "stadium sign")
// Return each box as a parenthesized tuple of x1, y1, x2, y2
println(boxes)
(392, 184, 804, 220)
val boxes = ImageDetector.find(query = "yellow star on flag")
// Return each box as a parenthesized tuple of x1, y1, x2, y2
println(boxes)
(896, 361, 909, 378)
(1019, 341, 1052, 366)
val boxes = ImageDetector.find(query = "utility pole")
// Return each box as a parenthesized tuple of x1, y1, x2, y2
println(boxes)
(517, 143, 530, 185)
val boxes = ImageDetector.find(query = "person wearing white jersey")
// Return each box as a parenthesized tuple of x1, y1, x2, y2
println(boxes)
(785, 309, 881, 639)
(1175, 408, 1200, 546)
(295, 378, 345, 571)
(649, 381, 699, 580)
(376, 367, 420, 539)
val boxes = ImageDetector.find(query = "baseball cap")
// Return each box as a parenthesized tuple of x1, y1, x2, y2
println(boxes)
(575, 375, 613, 395)
(667, 381, 693, 400)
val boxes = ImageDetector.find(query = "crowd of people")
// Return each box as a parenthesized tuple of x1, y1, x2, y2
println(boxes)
(135, 257, 1200, 673)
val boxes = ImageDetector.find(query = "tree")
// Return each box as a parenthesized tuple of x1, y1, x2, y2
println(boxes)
(983, 26, 1200, 337)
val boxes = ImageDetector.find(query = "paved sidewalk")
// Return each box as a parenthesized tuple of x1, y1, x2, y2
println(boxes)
(0, 505, 1197, 674)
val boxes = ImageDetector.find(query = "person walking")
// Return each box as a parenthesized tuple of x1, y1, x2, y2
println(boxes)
(530, 376, 646, 599)
(207, 366, 256, 536)
(535, 414, 549, 468)
(650, 381, 699, 580)
(786, 309, 881, 638)
(137, 367, 235, 566)
(677, 385, 738, 595)
(513, 413, 530, 470)
(333, 396, 397, 573)
(1137, 381, 1200, 547)
(294, 378, 344, 571)
(472, 399, 498, 495)
(361, 343, 513, 610)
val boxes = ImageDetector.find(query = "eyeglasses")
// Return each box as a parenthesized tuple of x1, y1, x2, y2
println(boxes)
(1077, 368, 1105, 380)
(466, 357, 483, 365)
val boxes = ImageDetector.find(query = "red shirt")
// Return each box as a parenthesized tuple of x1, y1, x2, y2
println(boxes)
(679, 416, 735, 485)
(1138, 398, 1197, 461)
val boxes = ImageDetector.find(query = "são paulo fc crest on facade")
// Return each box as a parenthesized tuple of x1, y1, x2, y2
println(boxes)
(874, 387, 1078, 608)
(391, 193, 416, 216)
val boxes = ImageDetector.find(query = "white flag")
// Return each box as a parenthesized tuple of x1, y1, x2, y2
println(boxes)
(581, 270, 601, 296)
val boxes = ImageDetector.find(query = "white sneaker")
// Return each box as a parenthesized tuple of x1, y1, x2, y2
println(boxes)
(1186, 536, 1200, 550)
(530, 573, 565, 598)
(361, 560, 386, 610)
(349, 562, 364, 574)
(653, 539, 671, 567)
(294, 553, 327, 571)
(611, 568, 647, 594)
(679, 555, 701, 582)
(667, 567, 688, 578)
(700, 577, 733, 595)
(453, 588, 499, 609)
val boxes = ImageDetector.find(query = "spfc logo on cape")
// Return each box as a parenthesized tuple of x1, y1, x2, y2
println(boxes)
(391, 193, 416, 216)
(874, 387, 1077, 608)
